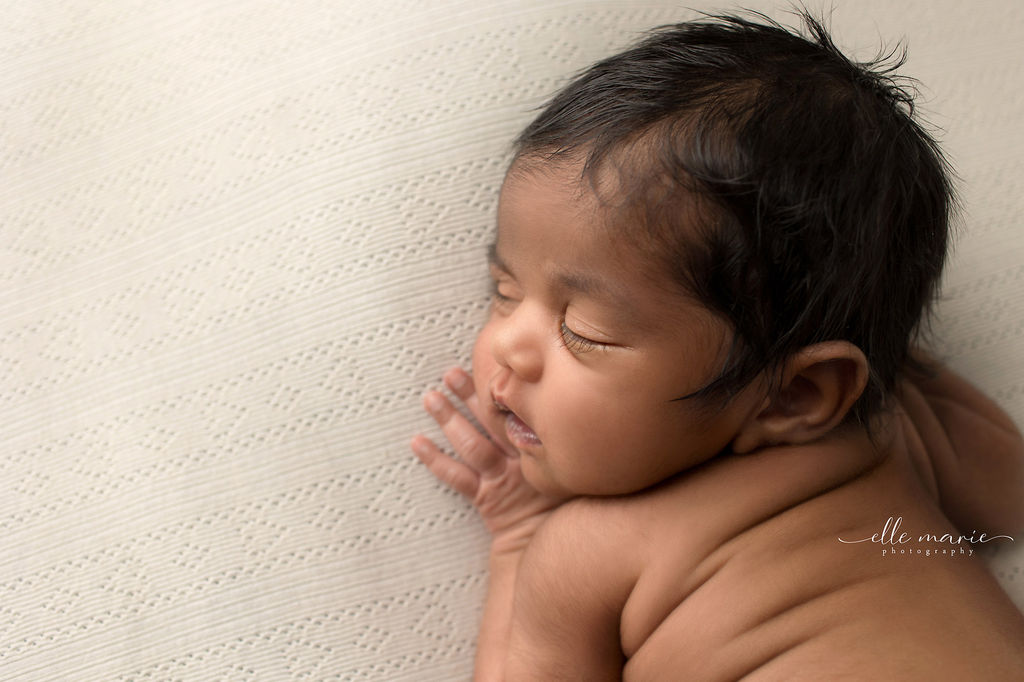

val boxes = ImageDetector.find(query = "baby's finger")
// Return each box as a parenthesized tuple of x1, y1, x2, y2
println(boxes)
(411, 435, 480, 499)
(443, 367, 476, 402)
(423, 391, 506, 477)
(442, 368, 512, 455)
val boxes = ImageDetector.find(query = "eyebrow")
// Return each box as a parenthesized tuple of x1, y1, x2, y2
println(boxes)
(554, 269, 612, 300)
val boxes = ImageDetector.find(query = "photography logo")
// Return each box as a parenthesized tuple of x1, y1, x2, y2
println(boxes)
(838, 516, 1015, 557)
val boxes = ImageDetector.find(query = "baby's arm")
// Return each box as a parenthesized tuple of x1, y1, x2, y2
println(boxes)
(412, 368, 564, 680)
(504, 499, 636, 680)
(899, 354, 1024, 535)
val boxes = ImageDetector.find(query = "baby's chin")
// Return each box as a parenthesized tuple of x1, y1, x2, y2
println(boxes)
(518, 456, 578, 501)
(520, 455, 653, 500)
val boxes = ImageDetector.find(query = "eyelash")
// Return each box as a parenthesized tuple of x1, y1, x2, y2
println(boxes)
(559, 321, 599, 354)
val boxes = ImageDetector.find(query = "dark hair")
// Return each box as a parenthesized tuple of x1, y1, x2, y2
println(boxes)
(513, 9, 954, 425)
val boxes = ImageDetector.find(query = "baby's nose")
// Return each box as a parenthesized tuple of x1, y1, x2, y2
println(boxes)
(490, 305, 544, 383)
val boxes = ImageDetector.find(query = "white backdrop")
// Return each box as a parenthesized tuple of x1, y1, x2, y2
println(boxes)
(2, 1, 1022, 679)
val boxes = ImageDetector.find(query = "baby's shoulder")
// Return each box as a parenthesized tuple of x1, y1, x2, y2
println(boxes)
(531, 493, 669, 572)
(535, 481, 705, 567)
(545, 482, 689, 538)
(516, 495, 648, 612)
(540, 494, 651, 553)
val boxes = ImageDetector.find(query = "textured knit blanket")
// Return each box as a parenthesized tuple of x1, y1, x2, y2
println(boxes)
(3, 1, 1022, 678)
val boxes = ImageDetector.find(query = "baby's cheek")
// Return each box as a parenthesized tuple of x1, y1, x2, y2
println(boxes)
(470, 326, 493, 390)
(558, 402, 625, 455)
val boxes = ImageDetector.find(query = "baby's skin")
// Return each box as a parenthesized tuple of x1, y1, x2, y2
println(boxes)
(411, 165, 1024, 680)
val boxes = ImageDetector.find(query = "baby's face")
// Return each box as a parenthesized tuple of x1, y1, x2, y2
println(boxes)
(472, 163, 763, 498)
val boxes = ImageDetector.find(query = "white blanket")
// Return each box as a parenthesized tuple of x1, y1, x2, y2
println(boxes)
(2, 1, 1022, 678)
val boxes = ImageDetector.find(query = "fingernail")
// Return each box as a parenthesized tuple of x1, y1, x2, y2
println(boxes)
(411, 437, 429, 456)
(424, 392, 443, 414)
(447, 369, 468, 390)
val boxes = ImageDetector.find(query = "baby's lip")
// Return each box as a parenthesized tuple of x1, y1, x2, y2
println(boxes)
(492, 394, 542, 447)
(491, 393, 519, 419)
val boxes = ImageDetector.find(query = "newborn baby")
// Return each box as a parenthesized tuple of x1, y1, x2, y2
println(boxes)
(412, 11, 1024, 679)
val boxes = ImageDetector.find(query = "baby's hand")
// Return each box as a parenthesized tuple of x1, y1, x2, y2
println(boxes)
(411, 368, 563, 553)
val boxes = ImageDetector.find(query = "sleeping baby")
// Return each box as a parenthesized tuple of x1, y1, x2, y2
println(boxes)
(410, 10, 1024, 679)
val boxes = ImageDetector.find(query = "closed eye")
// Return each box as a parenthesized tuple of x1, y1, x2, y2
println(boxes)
(489, 279, 519, 309)
(559, 321, 602, 354)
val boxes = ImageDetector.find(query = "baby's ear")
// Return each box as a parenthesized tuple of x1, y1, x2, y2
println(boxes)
(731, 341, 868, 453)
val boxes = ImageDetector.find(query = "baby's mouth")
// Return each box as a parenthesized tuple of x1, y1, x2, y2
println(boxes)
(494, 399, 542, 448)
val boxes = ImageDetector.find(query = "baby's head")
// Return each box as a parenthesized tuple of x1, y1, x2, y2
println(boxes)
(473, 11, 953, 497)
